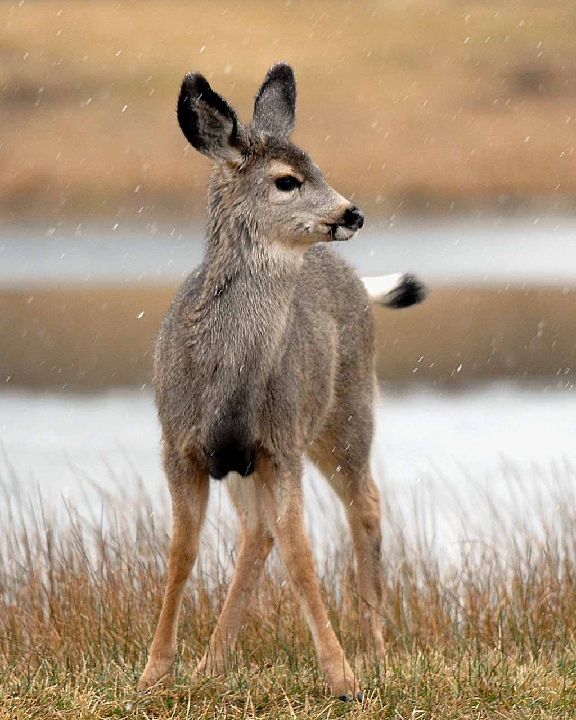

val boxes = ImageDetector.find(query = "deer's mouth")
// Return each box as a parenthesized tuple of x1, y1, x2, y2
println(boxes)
(326, 223, 357, 242)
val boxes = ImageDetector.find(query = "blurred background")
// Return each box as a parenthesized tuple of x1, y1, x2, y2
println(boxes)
(2, 0, 576, 545)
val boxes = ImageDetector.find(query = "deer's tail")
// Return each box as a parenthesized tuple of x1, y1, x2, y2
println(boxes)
(362, 273, 428, 309)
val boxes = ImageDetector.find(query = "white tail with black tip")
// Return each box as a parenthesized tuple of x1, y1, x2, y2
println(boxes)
(362, 272, 428, 308)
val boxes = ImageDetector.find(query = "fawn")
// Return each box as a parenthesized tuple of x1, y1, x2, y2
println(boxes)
(139, 62, 426, 701)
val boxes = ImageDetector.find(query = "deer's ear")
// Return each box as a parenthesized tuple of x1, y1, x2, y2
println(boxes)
(177, 72, 247, 161)
(252, 62, 296, 138)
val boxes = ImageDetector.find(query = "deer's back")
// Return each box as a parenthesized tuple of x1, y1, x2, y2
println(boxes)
(154, 244, 375, 476)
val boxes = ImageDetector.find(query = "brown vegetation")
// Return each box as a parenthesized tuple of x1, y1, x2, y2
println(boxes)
(1, 284, 574, 388)
(2, 473, 576, 718)
(2, 1, 576, 221)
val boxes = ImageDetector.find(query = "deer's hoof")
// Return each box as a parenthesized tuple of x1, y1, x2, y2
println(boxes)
(137, 663, 172, 692)
(338, 691, 363, 703)
(137, 676, 154, 692)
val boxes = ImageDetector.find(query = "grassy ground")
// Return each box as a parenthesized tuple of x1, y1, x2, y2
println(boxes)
(2, 0, 576, 221)
(2, 474, 576, 718)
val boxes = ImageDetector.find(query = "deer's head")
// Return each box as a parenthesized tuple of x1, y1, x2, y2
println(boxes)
(177, 63, 364, 251)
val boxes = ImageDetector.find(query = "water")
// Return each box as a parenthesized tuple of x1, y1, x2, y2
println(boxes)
(2, 383, 575, 559)
(2, 217, 576, 287)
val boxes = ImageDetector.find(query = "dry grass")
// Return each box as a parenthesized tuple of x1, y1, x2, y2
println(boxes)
(2, 0, 576, 221)
(2, 467, 576, 719)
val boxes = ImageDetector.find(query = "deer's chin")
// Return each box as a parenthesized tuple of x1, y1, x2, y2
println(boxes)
(325, 224, 357, 242)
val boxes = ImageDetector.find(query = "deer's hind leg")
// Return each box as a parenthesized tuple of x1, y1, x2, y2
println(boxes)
(139, 444, 209, 690)
(308, 417, 385, 663)
(197, 474, 274, 676)
(255, 455, 360, 701)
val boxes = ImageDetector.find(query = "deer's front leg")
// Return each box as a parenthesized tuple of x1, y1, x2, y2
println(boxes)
(139, 465, 209, 690)
(256, 460, 361, 702)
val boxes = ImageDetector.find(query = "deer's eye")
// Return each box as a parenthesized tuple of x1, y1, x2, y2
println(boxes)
(275, 176, 302, 192)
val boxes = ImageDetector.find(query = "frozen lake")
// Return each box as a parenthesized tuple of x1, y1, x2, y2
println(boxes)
(2, 383, 576, 560)
(2, 216, 576, 286)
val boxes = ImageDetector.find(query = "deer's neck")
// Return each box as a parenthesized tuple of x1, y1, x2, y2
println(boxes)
(193, 213, 303, 375)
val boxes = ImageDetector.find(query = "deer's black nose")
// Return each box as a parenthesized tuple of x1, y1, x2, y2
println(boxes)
(343, 206, 364, 230)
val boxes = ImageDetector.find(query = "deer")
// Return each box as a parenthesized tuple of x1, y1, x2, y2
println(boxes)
(138, 62, 426, 702)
